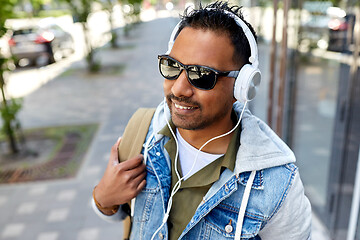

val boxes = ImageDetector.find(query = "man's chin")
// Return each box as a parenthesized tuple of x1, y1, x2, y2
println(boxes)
(172, 115, 206, 131)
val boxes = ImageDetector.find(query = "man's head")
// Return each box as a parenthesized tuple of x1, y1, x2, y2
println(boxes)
(162, 1, 258, 132)
(176, 1, 257, 68)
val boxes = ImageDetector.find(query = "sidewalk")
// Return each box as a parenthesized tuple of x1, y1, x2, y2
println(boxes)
(0, 16, 329, 240)
(0, 17, 177, 240)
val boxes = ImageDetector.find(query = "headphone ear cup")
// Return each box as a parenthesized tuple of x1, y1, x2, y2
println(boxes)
(233, 64, 261, 102)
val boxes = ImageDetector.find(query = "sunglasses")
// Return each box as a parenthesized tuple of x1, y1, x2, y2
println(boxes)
(158, 55, 239, 90)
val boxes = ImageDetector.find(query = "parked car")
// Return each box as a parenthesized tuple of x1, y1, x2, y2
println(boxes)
(328, 13, 356, 52)
(299, 4, 352, 53)
(8, 23, 74, 67)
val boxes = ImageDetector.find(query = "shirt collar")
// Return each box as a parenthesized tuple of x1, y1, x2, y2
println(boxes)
(159, 111, 240, 188)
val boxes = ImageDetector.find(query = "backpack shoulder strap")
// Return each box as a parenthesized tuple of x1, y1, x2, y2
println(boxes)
(118, 108, 156, 163)
(117, 108, 155, 240)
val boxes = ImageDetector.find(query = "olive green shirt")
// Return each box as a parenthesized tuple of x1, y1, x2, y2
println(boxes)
(158, 120, 240, 240)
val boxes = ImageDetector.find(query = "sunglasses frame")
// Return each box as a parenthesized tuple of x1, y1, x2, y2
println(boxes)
(158, 54, 240, 90)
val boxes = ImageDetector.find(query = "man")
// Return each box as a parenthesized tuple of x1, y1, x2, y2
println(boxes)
(92, 2, 312, 239)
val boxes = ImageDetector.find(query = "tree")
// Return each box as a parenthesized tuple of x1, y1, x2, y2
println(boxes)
(61, 0, 101, 72)
(103, 0, 119, 48)
(301, 0, 342, 7)
(120, 0, 143, 36)
(29, 0, 48, 16)
(0, 0, 22, 154)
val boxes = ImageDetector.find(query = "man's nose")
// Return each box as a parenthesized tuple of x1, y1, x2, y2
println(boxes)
(171, 70, 194, 98)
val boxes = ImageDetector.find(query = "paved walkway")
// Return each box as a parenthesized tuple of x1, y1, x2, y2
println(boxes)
(0, 17, 177, 240)
(0, 16, 329, 240)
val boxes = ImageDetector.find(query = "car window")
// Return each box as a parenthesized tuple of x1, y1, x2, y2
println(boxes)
(13, 28, 37, 36)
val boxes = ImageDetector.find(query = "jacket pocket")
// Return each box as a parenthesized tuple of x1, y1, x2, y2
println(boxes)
(203, 202, 262, 239)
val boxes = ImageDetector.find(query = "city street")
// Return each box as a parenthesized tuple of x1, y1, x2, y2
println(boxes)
(0, 16, 177, 240)
(0, 13, 330, 240)
(4, 10, 118, 99)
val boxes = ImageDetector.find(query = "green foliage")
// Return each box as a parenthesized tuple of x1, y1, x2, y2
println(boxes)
(60, 0, 93, 23)
(59, 0, 102, 72)
(11, 9, 71, 18)
(120, 0, 143, 19)
(102, 0, 120, 48)
(253, 0, 271, 7)
(29, 0, 49, 16)
(0, 0, 22, 153)
(301, 0, 341, 7)
(0, 0, 16, 38)
(86, 52, 101, 72)
(0, 98, 22, 134)
(0, 97, 23, 154)
(38, 9, 72, 17)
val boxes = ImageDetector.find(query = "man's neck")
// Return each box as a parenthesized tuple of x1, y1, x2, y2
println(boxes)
(177, 117, 236, 155)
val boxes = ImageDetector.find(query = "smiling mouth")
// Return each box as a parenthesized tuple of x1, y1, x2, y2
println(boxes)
(174, 103, 197, 110)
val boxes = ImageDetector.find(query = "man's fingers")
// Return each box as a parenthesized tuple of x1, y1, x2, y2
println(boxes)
(111, 142, 119, 158)
(116, 137, 122, 146)
(109, 138, 122, 166)
(126, 161, 146, 178)
(119, 154, 144, 170)
(132, 169, 147, 185)
(136, 179, 147, 193)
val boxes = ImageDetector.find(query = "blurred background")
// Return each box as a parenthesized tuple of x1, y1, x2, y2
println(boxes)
(0, 0, 359, 239)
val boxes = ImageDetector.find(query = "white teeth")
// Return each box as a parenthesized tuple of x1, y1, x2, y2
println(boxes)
(175, 103, 194, 110)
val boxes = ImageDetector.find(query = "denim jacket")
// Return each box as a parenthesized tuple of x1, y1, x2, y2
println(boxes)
(93, 101, 312, 240)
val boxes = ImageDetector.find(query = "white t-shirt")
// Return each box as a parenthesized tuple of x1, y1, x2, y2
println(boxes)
(176, 129, 224, 180)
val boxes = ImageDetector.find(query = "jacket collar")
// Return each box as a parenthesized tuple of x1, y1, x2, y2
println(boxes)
(152, 100, 296, 176)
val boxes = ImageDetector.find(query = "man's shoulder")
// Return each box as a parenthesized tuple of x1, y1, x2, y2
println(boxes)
(228, 164, 299, 218)
(237, 163, 297, 192)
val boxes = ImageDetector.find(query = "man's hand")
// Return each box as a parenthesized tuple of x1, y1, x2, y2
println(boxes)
(94, 138, 147, 211)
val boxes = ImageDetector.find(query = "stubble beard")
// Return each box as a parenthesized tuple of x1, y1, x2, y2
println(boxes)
(166, 94, 232, 131)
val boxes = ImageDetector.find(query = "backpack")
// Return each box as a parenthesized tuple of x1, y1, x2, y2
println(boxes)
(117, 108, 156, 240)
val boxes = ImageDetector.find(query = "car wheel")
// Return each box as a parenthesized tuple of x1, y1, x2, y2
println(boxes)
(53, 49, 63, 61)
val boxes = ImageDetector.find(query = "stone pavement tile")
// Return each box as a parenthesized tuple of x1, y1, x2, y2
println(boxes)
(0, 195, 8, 206)
(0, 187, 36, 226)
(14, 222, 51, 240)
(37, 231, 59, 240)
(28, 185, 48, 196)
(11, 209, 48, 227)
(97, 225, 124, 240)
(1, 223, 25, 238)
(64, 196, 93, 221)
(46, 208, 70, 222)
(36, 190, 74, 211)
(56, 189, 77, 202)
(77, 227, 100, 240)
(82, 209, 117, 229)
(16, 202, 37, 215)
(43, 216, 84, 234)
(83, 165, 102, 177)
(23, 219, 83, 240)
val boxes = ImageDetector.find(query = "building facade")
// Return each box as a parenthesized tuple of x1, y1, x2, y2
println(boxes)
(245, 0, 360, 239)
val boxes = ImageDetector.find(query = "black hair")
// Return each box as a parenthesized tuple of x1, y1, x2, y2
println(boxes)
(177, 1, 257, 67)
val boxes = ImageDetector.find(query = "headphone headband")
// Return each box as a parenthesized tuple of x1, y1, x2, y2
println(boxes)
(219, 9, 259, 68)
(165, 7, 261, 102)
(166, 9, 259, 68)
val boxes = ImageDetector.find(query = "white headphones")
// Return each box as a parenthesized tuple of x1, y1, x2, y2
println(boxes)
(166, 10, 261, 102)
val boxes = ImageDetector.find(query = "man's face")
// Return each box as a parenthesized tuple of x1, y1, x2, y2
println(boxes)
(163, 27, 239, 131)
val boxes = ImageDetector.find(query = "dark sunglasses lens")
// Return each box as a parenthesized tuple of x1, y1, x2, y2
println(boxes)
(159, 58, 180, 79)
(187, 66, 216, 90)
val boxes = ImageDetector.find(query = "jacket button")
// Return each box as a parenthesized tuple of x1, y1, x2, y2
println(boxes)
(156, 152, 161, 156)
(158, 232, 164, 239)
(225, 224, 233, 233)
